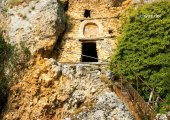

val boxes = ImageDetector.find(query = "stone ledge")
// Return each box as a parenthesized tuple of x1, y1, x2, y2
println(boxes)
(59, 62, 108, 65)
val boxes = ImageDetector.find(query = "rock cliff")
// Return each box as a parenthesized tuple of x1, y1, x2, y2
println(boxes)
(1, 57, 134, 120)
(1, 0, 65, 55)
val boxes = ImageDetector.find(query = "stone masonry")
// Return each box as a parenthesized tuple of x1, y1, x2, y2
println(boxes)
(57, 0, 132, 63)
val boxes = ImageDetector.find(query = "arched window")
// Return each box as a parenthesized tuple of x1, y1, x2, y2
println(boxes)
(83, 23, 99, 38)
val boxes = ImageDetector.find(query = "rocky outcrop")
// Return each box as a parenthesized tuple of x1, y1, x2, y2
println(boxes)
(155, 113, 170, 120)
(1, 57, 134, 120)
(2, 0, 65, 55)
(133, 0, 160, 4)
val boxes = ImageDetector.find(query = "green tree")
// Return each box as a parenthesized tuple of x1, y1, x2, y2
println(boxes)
(110, 1, 170, 113)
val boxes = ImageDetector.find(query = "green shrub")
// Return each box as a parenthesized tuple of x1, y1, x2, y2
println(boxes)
(0, 32, 10, 113)
(110, 1, 170, 113)
(0, 31, 31, 113)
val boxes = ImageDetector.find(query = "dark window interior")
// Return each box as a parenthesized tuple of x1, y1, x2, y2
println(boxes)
(63, 1, 69, 11)
(108, 29, 113, 34)
(84, 9, 91, 18)
(82, 42, 98, 62)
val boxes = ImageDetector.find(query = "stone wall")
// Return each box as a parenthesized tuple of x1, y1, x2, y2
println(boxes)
(57, 0, 132, 63)
(67, 0, 126, 19)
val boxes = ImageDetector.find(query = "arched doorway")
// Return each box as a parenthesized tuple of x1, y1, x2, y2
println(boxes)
(79, 21, 102, 62)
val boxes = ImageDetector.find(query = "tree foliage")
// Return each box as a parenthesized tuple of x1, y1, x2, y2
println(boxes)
(110, 1, 170, 113)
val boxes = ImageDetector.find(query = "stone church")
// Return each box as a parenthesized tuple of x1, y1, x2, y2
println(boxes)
(57, 0, 131, 63)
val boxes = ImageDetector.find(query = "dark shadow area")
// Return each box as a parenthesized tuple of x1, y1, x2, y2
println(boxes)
(0, 36, 10, 115)
(81, 42, 98, 62)
(63, 1, 69, 11)
(0, 32, 31, 116)
(52, 24, 67, 60)
(113, 0, 125, 7)
(108, 29, 113, 34)
(52, 3, 70, 60)
(0, 79, 9, 115)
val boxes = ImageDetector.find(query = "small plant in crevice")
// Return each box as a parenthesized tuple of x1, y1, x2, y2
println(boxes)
(18, 13, 27, 19)
(4, 41, 31, 83)
(1, 7, 8, 16)
(31, 6, 35, 10)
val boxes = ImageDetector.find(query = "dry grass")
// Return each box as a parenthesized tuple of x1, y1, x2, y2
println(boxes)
(70, 102, 94, 117)
(8, 0, 24, 6)
(100, 74, 113, 89)
(8, 0, 33, 6)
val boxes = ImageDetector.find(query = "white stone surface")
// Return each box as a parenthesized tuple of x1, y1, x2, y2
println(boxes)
(4, 0, 65, 55)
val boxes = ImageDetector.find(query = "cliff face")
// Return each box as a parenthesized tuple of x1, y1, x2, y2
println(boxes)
(2, 0, 65, 55)
(0, 0, 136, 120)
(1, 57, 134, 120)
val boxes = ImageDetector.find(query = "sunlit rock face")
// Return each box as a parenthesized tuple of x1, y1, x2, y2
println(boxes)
(1, 57, 134, 120)
(2, 0, 65, 55)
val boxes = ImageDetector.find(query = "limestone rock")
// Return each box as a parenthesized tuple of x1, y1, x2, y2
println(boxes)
(1, 58, 134, 120)
(74, 92, 134, 120)
(133, 0, 159, 4)
(2, 0, 65, 55)
(155, 114, 169, 120)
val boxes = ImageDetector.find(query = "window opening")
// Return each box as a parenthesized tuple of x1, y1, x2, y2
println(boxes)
(81, 42, 98, 62)
(84, 9, 91, 18)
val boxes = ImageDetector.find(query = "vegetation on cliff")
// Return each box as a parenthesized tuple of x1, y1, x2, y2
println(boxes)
(0, 31, 31, 113)
(110, 1, 170, 113)
(0, 31, 10, 113)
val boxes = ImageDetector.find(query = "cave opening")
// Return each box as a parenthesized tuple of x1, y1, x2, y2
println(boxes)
(81, 42, 98, 62)
(84, 9, 91, 18)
